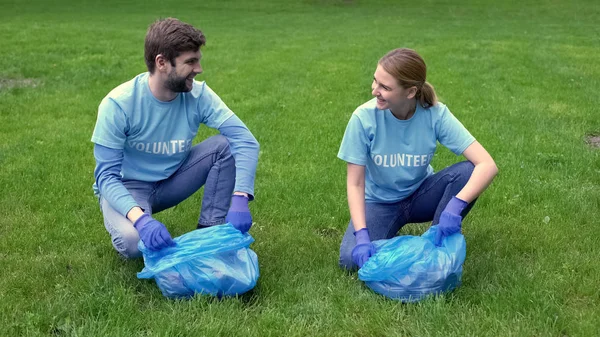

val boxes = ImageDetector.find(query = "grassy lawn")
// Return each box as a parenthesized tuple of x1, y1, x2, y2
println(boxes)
(1, 0, 599, 336)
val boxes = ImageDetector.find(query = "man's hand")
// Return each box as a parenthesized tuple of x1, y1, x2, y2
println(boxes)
(226, 195, 252, 233)
(133, 214, 175, 251)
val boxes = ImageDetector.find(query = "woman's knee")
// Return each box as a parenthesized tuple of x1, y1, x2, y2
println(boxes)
(339, 250, 355, 271)
(339, 239, 357, 271)
(457, 160, 475, 174)
(454, 161, 475, 184)
(338, 223, 356, 270)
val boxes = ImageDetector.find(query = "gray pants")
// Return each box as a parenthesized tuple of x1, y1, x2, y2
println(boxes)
(100, 135, 235, 259)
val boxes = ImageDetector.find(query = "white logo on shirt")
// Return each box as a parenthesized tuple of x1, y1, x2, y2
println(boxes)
(372, 153, 433, 167)
(128, 139, 192, 155)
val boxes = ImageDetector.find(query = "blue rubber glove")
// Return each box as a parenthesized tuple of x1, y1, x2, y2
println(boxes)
(351, 228, 376, 269)
(434, 196, 468, 246)
(226, 195, 252, 233)
(133, 213, 175, 251)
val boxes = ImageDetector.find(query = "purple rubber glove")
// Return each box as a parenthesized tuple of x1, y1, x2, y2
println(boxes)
(434, 196, 468, 246)
(226, 195, 252, 233)
(133, 213, 175, 251)
(351, 228, 376, 269)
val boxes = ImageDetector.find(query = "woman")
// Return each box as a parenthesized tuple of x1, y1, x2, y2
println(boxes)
(338, 48, 498, 269)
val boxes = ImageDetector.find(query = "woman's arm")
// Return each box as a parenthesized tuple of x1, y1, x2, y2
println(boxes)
(347, 163, 367, 231)
(455, 141, 498, 203)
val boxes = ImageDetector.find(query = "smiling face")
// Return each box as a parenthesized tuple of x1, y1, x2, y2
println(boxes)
(164, 49, 203, 92)
(371, 64, 415, 114)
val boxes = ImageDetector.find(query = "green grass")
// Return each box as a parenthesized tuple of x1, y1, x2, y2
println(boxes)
(1, 0, 599, 336)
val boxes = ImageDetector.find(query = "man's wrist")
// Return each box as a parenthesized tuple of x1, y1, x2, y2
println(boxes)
(127, 206, 145, 223)
(233, 191, 249, 198)
(132, 213, 151, 230)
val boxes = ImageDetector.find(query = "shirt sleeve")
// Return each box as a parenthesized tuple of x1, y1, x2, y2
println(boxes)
(218, 115, 259, 200)
(93, 144, 139, 217)
(197, 84, 235, 129)
(91, 98, 128, 150)
(436, 105, 476, 155)
(337, 114, 370, 166)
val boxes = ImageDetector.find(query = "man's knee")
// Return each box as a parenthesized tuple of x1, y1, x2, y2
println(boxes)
(211, 134, 231, 155)
(111, 227, 142, 259)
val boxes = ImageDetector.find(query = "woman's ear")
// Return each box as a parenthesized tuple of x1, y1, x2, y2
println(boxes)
(406, 86, 418, 99)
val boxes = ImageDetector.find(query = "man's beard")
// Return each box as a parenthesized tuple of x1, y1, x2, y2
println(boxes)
(165, 70, 192, 93)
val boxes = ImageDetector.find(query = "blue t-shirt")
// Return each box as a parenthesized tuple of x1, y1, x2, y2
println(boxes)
(92, 72, 233, 182)
(91, 73, 259, 216)
(338, 98, 475, 203)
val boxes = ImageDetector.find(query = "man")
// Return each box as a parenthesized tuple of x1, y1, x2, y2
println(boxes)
(92, 18, 259, 258)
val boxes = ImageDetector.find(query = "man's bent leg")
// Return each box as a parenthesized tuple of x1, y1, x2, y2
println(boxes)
(100, 181, 154, 259)
(101, 197, 143, 259)
(152, 135, 235, 227)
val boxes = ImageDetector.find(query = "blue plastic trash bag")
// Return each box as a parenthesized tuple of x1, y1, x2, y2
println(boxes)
(137, 223, 259, 298)
(358, 225, 466, 302)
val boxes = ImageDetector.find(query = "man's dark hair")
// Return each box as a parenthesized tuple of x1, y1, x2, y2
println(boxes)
(144, 18, 206, 73)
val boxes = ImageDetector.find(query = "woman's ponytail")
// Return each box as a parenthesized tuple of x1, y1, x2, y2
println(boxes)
(417, 81, 437, 108)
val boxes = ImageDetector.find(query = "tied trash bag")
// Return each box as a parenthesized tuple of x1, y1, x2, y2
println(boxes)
(137, 223, 259, 298)
(358, 225, 466, 302)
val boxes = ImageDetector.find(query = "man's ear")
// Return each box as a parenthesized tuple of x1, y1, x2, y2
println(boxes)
(155, 54, 168, 72)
